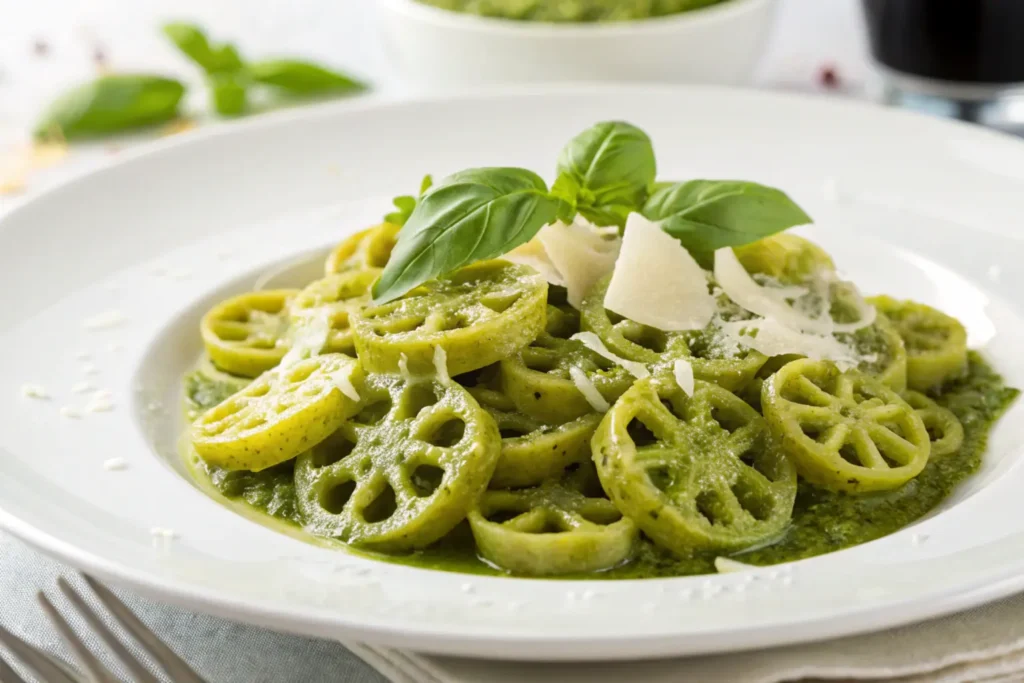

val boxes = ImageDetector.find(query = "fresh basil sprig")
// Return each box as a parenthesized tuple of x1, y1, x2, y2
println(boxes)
(163, 23, 250, 115)
(34, 75, 186, 140)
(644, 180, 813, 263)
(162, 23, 365, 117)
(384, 175, 434, 226)
(372, 168, 570, 304)
(249, 60, 366, 95)
(370, 123, 814, 305)
(208, 72, 248, 116)
(162, 23, 243, 74)
(555, 121, 656, 227)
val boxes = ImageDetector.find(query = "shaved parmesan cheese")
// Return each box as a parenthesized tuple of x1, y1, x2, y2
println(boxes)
(71, 381, 94, 395)
(103, 457, 128, 471)
(329, 365, 361, 402)
(569, 366, 610, 412)
(398, 353, 412, 381)
(536, 217, 621, 308)
(21, 384, 49, 400)
(505, 238, 565, 287)
(673, 359, 694, 396)
(85, 396, 114, 413)
(150, 527, 178, 540)
(829, 281, 877, 333)
(83, 310, 127, 331)
(715, 557, 757, 573)
(432, 346, 450, 383)
(771, 284, 809, 301)
(715, 249, 875, 334)
(716, 247, 833, 334)
(718, 318, 859, 368)
(570, 332, 649, 379)
(59, 406, 82, 419)
(604, 214, 716, 331)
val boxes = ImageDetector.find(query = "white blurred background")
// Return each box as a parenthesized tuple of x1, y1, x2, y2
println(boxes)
(0, 0, 869, 207)
(0, 0, 867, 125)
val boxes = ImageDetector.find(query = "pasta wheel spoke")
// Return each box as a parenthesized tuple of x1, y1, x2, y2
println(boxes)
(863, 423, 920, 466)
(834, 374, 856, 403)
(850, 426, 888, 469)
(485, 405, 602, 489)
(384, 465, 424, 506)
(201, 290, 298, 377)
(864, 403, 904, 422)
(724, 424, 764, 460)
(763, 359, 930, 493)
(869, 296, 968, 391)
(295, 374, 500, 550)
(209, 319, 258, 342)
(903, 390, 965, 458)
(594, 377, 797, 555)
(422, 310, 454, 333)
(468, 473, 637, 576)
(544, 303, 580, 339)
(783, 375, 839, 408)
(191, 354, 364, 471)
(818, 423, 851, 452)
(788, 404, 844, 431)
(352, 261, 547, 377)
(503, 508, 549, 533)
(634, 444, 676, 468)
(500, 333, 633, 424)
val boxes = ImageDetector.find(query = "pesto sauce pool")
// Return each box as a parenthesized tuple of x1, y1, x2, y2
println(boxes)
(183, 351, 1017, 579)
(415, 0, 730, 23)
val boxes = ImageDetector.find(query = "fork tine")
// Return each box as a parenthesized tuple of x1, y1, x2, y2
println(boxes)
(0, 623, 81, 683)
(56, 579, 160, 683)
(0, 649, 29, 683)
(81, 575, 207, 683)
(37, 594, 119, 683)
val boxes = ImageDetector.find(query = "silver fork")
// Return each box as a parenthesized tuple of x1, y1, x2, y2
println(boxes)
(0, 574, 208, 683)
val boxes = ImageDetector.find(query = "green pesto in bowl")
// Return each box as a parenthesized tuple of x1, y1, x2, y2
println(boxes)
(415, 0, 731, 23)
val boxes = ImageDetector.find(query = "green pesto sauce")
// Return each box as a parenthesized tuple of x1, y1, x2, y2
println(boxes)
(416, 0, 728, 23)
(183, 352, 1018, 578)
(183, 370, 247, 422)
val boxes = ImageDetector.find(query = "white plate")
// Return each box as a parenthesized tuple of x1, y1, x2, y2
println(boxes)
(3, 86, 1024, 661)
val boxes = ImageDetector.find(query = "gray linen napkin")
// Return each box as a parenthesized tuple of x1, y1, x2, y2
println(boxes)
(346, 596, 1024, 683)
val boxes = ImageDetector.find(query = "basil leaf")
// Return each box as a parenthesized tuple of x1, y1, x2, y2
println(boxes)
(383, 174, 434, 226)
(162, 23, 243, 73)
(651, 180, 680, 193)
(372, 168, 564, 303)
(549, 172, 579, 223)
(208, 72, 248, 116)
(644, 180, 813, 261)
(249, 59, 365, 95)
(577, 202, 633, 229)
(211, 44, 246, 73)
(555, 121, 656, 226)
(34, 75, 185, 140)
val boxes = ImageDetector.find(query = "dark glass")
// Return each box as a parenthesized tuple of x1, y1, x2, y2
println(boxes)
(863, 0, 1024, 84)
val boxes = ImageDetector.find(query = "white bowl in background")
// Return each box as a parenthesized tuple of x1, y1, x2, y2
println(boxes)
(377, 0, 778, 89)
